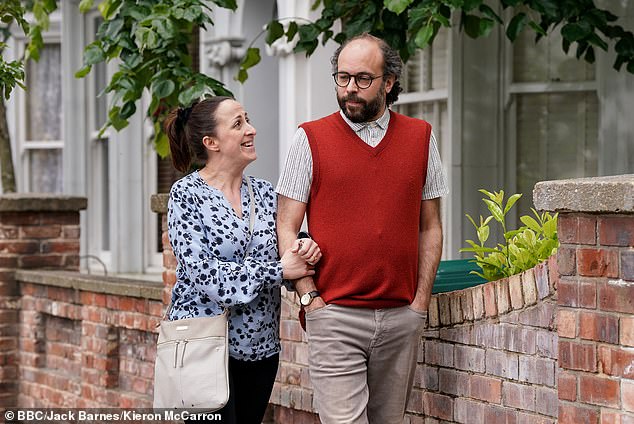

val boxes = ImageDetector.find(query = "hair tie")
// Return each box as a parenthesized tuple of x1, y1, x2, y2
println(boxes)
(177, 106, 193, 127)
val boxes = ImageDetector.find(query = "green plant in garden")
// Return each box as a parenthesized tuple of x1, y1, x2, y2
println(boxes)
(460, 189, 559, 282)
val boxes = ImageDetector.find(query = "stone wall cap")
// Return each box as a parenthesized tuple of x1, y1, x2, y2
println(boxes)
(151, 193, 169, 214)
(16, 270, 163, 300)
(0, 193, 87, 212)
(534, 174, 634, 213)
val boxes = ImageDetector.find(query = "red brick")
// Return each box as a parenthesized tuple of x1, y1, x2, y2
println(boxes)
(558, 247, 576, 276)
(0, 212, 40, 225)
(535, 387, 558, 418)
(281, 320, 304, 342)
(454, 398, 485, 423)
(599, 216, 634, 247)
(599, 280, 634, 314)
(438, 368, 469, 397)
(439, 293, 451, 325)
(600, 411, 634, 424)
(423, 392, 453, 421)
(484, 282, 498, 317)
(622, 317, 634, 347)
(163, 251, 177, 268)
(20, 225, 62, 239)
(0, 226, 18, 239)
(557, 277, 580, 307)
(18, 254, 64, 268)
(40, 241, 80, 254)
(578, 249, 619, 278)
(559, 403, 599, 424)
(483, 404, 518, 424)
(503, 381, 535, 411)
(460, 290, 474, 321)
(579, 374, 620, 407)
(579, 311, 619, 344)
(558, 371, 577, 401)
(62, 226, 80, 239)
(623, 251, 634, 281)
(519, 356, 555, 387)
(509, 274, 524, 310)
(558, 309, 577, 338)
(0, 241, 39, 254)
(560, 215, 597, 245)
(580, 279, 598, 308)
(548, 255, 560, 292)
(470, 374, 502, 404)
(623, 379, 634, 412)
(496, 278, 511, 314)
(599, 345, 634, 379)
(450, 293, 463, 324)
(455, 345, 485, 372)
(559, 340, 597, 372)
(40, 212, 79, 226)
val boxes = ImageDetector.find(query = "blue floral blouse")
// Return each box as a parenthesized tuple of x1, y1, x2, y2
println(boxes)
(167, 172, 284, 361)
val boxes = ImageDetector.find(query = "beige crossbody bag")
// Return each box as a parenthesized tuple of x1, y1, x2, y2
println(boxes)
(153, 176, 256, 411)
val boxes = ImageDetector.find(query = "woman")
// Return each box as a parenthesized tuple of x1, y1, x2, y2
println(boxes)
(164, 96, 320, 424)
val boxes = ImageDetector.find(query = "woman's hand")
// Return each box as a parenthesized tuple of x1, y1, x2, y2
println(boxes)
(291, 238, 322, 265)
(281, 239, 322, 279)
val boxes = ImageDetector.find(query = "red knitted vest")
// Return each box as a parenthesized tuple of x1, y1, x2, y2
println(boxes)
(302, 111, 431, 309)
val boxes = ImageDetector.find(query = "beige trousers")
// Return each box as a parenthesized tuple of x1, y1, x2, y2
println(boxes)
(305, 304, 426, 424)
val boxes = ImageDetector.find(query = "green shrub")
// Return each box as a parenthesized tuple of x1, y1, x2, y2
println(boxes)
(460, 189, 559, 282)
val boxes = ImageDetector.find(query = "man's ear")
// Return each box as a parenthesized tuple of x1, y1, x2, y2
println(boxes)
(384, 75, 395, 95)
(202, 135, 220, 152)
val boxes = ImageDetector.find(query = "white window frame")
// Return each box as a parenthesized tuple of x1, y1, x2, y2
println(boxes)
(503, 32, 598, 224)
(13, 13, 63, 193)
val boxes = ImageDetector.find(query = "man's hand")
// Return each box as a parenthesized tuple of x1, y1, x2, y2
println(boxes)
(304, 296, 327, 314)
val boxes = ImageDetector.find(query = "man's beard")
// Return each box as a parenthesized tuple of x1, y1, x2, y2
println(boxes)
(337, 88, 385, 123)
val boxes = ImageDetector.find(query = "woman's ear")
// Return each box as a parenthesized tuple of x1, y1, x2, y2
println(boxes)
(202, 135, 220, 152)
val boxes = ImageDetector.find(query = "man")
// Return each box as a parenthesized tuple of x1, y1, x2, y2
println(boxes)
(276, 33, 448, 424)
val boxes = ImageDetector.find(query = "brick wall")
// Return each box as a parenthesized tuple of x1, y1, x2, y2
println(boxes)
(535, 175, 634, 423)
(272, 261, 559, 423)
(0, 194, 164, 411)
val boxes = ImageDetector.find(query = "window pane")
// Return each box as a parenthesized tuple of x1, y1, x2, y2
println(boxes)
(401, 27, 449, 93)
(513, 26, 595, 83)
(26, 44, 62, 141)
(29, 149, 63, 193)
(516, 92, 598, 216)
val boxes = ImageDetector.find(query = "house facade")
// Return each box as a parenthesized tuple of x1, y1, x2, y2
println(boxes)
(4, 0, 633, 277)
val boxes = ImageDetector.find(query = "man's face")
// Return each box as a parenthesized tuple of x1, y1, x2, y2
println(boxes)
(335, 39, 394, 123)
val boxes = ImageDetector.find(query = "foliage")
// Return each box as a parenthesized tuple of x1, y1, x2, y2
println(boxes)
(241, 0, 634, 79)
(75, 0, 236, 156)
(460, 189, 559, 282)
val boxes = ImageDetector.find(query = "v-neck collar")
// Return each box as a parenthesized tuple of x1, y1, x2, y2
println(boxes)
(335, 109, 394, 156)
(195, 172, 249, 222)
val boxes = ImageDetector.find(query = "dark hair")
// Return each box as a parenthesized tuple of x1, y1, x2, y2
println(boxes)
(330, 33, 403, 105)
(164, 96, 233, 172)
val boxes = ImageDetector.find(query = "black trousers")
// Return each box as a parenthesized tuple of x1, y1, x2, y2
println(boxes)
(189, 353, 279, 424)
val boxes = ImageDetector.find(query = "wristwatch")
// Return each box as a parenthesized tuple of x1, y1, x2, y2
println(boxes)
(300, 290, 320, 306)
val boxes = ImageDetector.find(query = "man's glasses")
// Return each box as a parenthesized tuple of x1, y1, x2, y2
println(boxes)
(332, 72, 386, 89)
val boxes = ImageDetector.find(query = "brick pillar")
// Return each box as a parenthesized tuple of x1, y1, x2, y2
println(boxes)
(0, 194, 86, 409)
(535, 175, 634, 423)
(151, 194, 175, 307)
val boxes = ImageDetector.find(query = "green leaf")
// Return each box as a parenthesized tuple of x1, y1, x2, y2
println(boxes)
(287, 21, 299, 41)
(79, 0, 95, 13)
(241, 47, 261, 69)
(482, 199, 504, 223)
(506, 12, 528, 42)
(83, 43, 105, 65)
(152, 80, 175, 99)
(108, 106, 129, 131)
(520, 215, 541, 233)
(479, 4, 502, 24)
(154, 129, 170, 158)
(414, 24, 434, 48)
(75, 65, 92, 78)
(384, 0, 414, 15)
(562, 22, 592, 42)
(504, 193, 522, 214)
(211, 0, 238, 10)
(463, 14, 482, 38)
(266, 21, 284, 45)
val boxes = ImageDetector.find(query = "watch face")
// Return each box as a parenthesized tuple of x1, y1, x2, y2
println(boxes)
(300, 293, 311, 306)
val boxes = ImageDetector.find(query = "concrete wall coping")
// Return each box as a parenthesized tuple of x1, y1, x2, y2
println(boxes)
(151, 193, 169, 214)
(15, 270, 163, 300)
(534, 174, 634, 213)
(0, 194, 87, 212)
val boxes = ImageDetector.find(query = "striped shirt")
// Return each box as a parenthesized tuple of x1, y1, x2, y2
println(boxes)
(276, 108, 449, 202)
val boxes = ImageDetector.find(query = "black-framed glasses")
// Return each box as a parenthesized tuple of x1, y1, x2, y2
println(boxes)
(332, 72, 386, 89)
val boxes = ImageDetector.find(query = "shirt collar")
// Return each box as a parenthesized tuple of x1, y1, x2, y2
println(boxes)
(339, 107, 391, 132)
